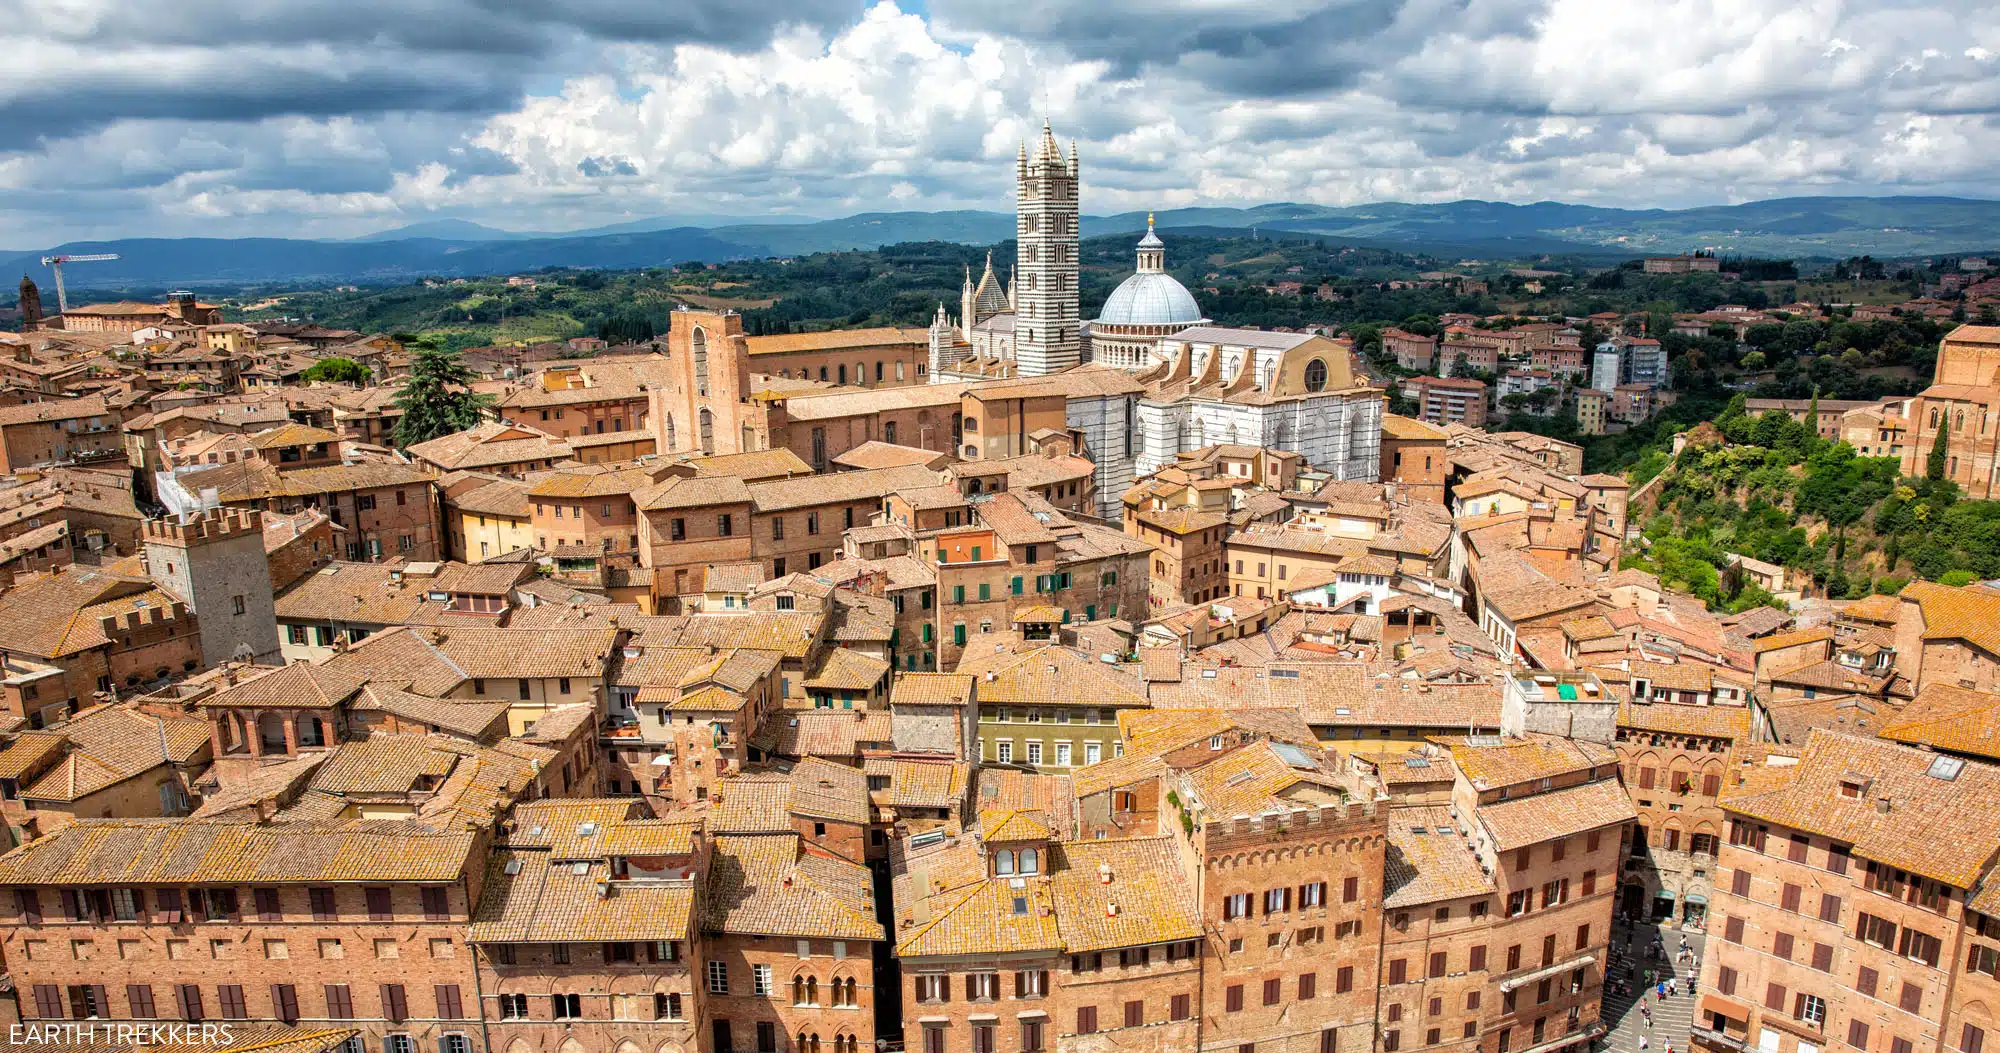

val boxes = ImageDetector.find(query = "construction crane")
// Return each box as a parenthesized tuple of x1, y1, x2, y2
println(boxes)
(38, 253, 119, 315)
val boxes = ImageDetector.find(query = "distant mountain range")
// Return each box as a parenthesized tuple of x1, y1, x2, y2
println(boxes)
(6, 196, 1998, 290)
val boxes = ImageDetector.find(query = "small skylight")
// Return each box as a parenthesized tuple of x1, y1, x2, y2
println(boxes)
(1225, 771, 1257, 786)
(1012, 897, 1029, 915)
(503, 859, 523, 875)
(1927, 756, 1966, 781)
(1405, 757, 1431, 768)
(577, 821, 598, 838)
(1335, 707, 1352, 716)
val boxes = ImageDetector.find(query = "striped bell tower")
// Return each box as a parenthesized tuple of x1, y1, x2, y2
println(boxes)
(1014, 120, 1080, 376)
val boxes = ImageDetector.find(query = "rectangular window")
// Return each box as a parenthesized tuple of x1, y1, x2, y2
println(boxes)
(707, 960, 729, 994)
(1820, 893, 1843, 923)
(1264, 978, 1281, 1005)
(324, 985, 352, 1020)
(1900, 982, 1923, 1013)
(1858, 913, 1898, 949)
(1765, 983, 1787, 1012)
(1226, 985, 1244, 1012)
(1126, 1000, 1145, 1027)
(1171, 994, 1191, 1021)
(436, 985, 463, 1019)
(176, 985, 203, 1022)
(1300, 973, 1317, 999)
(1336, 967, 1353, 993)
(1857, 967, 1878, 998)
(381, 984, 407, 1022)
(1849, 1021, 1871, 1049)
(217, 985, 247, 1020)
(1078, 1006, 1098, 1034)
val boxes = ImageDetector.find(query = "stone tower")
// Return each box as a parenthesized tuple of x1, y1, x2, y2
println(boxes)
(143, 509, 281, 667)
(17, 275, 42, 332)
(1014, 120, 1080, 376)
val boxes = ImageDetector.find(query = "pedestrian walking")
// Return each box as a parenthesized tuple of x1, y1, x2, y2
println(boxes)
(1639, 1036, 1649, 1050)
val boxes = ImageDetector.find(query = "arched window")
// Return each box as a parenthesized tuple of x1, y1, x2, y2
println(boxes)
(1958, 410, 1967, 430)
(856, 361, 867, 386)
(1303, 358, 1328, 392)
(699, 408, 714, 455)
(793, 976, 806, 1005)
(691, 326, 710, 397)
(838, 364, 848, 385)
(995, 849, 1016, 875)
(1018, 847, 1038, 874)
(665, 413, 676, 449)
(805, 977, 818, 1005)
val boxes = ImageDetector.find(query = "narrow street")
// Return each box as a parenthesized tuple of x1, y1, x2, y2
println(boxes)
(1602, 921, 1707, 1053)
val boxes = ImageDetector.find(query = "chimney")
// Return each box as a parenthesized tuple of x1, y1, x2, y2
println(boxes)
(1097, 862, 1113, 884)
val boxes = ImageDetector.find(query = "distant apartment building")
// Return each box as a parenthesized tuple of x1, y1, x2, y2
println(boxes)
(1403, 376, 1489, 429)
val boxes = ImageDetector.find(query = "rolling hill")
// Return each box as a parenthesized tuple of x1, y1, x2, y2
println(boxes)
(7, 196, 1998, 290)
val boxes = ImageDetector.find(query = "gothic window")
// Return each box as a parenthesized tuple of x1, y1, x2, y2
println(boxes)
(698, 409, 714, 455)
(691, 327, 710, 398)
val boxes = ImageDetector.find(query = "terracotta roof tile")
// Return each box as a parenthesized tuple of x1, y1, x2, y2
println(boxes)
(1724, 729, 2000, 889)
(0, 818, 478, 884)
(703, 834, 882, 940)
(1475, 777, 1635, 851)
(1878, 683, 2000, 760)
(1385, 806, 1496, 906)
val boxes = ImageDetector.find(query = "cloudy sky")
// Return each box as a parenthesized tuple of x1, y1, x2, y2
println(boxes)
(4, 0, 1999, 245)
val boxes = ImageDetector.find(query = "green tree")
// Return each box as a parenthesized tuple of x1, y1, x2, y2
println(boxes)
(299, 357, 371, 385)
(391, 339, 495, 448)
(1929, 414, 1950, 481)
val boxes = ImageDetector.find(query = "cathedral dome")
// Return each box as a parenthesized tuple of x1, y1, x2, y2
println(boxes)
(1093, 212, 1205, 328)
(1095, 272, 1205, 326)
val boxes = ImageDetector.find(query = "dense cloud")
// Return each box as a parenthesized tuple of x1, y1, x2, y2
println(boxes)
(2, 0, 1999, 244)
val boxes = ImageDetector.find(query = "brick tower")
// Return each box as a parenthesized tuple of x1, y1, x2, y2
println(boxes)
(1014, 120, 1080, 376)
(142, 508, 281, 667)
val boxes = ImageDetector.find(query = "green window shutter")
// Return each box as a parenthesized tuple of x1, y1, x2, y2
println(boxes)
(922, 624, 933, 643)
(979, 584, 990, 601)
(1085, 605, 1096, 621)
(890, 627, 900, 646)
(953, 585, 965, 604)
(1011, 576, 1024, 595)
(971, 546, 981, 561)
(1061, 609, 1072, 624)
(953, 624, 967, 645)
